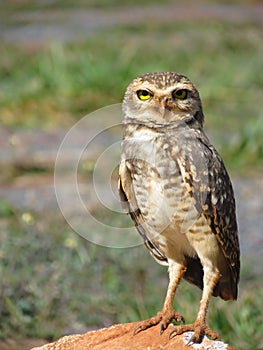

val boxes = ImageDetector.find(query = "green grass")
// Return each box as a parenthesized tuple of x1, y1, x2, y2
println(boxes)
(0, 204, 262, 349)
(1, 20, 262, 171)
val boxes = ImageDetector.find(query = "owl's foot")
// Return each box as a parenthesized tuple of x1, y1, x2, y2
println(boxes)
(169, 320, 220, 344)
(134, 309, 184, 335)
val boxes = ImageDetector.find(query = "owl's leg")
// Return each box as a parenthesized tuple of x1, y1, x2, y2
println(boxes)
(134, 261, 186, 335)
(169, 264, 221, 343)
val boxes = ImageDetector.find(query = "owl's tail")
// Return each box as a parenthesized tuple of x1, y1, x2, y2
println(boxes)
(183, 256, 238, 300)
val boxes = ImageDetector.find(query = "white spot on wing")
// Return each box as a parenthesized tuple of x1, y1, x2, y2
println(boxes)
(211, 193, 218, 205)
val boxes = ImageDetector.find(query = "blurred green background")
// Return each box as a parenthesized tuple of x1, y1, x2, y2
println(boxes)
(0, 1, 262, 349)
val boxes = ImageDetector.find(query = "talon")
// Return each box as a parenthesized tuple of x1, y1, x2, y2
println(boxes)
(133, 310, 184, 336)
(160, 323, 165, 335)
(168, 322, 219, 344)
(187, 333, 197, 346)
(169, 327, 177, 340)
(205, 328, 220, 340)
(133, 324, 142, 335)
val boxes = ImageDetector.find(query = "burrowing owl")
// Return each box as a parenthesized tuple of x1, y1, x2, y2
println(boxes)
(118, 72, 240, 343)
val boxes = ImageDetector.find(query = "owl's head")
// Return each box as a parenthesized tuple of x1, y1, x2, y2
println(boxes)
(123, 72, 204, 127)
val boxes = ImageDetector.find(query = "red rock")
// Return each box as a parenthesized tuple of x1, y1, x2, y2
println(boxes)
(31, 322, 237, 350)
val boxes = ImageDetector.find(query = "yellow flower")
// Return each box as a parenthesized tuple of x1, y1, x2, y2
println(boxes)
(64, 237, 78, 249)
(21, 212, 34, 224)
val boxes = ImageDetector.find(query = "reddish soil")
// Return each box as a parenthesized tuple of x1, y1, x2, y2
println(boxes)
(31, 322, 237, 350)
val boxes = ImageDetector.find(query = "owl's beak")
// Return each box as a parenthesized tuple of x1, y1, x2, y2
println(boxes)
(160, 100, 166, 109)
(159, 99, 169, 117)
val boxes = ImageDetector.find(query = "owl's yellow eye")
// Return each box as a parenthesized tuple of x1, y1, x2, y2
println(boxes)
(136, 89, 153, 101)
(172, 89, 188, 100)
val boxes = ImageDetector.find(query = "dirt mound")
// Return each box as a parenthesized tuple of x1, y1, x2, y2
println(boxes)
(31, 322, 236, 350)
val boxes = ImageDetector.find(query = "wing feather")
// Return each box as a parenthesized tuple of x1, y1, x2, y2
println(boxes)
(118, 160, 168, 265)
(176, 131, 240, 298)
